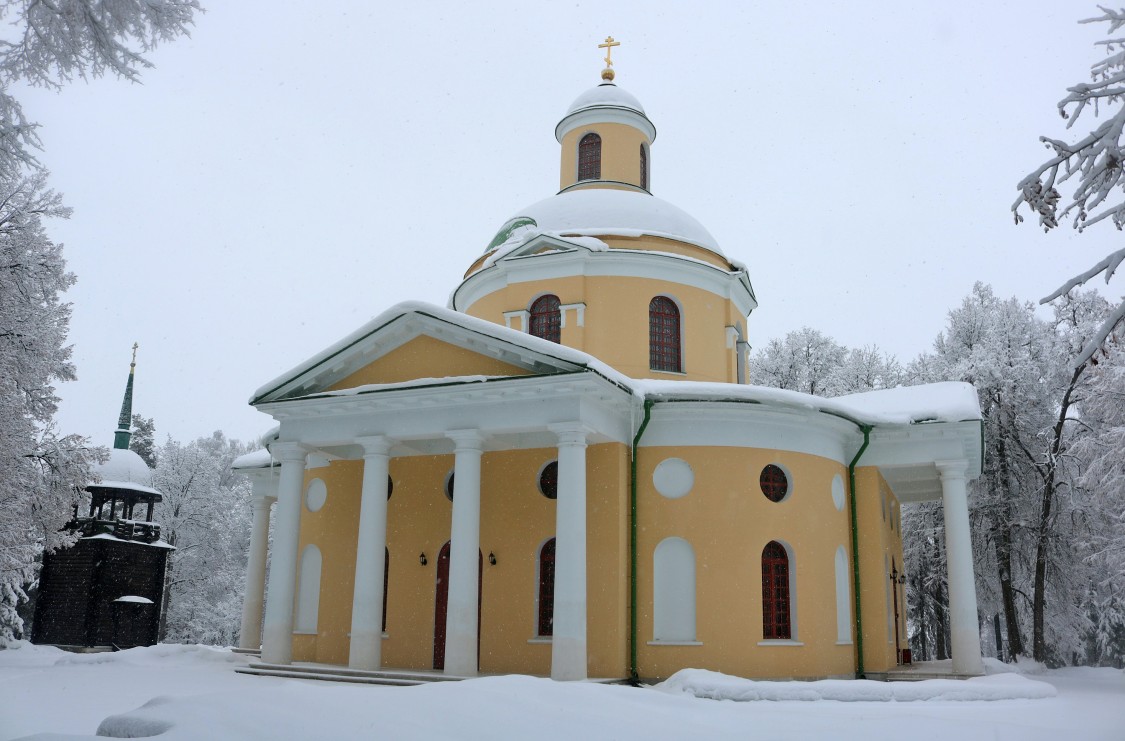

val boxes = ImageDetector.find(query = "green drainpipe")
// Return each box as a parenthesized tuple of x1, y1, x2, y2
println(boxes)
(629, 398, 654, 683)
(849, 425, 872, 679)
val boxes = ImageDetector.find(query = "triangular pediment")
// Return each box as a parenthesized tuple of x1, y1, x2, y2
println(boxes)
(251, 302, 589, 404)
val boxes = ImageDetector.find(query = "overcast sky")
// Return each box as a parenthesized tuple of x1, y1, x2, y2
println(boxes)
(17, 1, 1119, 446)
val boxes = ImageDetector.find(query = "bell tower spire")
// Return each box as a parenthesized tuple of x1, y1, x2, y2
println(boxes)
(113, 343, 138, 450)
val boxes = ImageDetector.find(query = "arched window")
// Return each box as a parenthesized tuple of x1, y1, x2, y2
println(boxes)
(761, 541, 791, 640)
(649, 296, 682, 372)
(640, 143, 648, 189)
(529, 294, 562, 343)
(578, 133, 601, 181)
(537, 538, 556, 636)
(295, 544, 322, 633)
(654, 537, 696, 641)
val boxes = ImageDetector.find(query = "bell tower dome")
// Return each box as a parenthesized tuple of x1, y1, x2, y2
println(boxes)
(556, 37, 655, 194)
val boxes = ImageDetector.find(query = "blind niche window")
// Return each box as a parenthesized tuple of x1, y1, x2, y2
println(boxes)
(578, 133, 601, 181)
(529, 294, 562, 343)
(649, 296, 682, 372)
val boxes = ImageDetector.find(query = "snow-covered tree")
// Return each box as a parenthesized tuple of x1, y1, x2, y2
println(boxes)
(130, 414, 156, 468)
(0, 0, 201, 172)
(1013, 6, 1125, 366)
(750, 327, 900, 396)
(153, 432, 252, 645)
(0, 170, 104, 644)
(0, 0, 199, 646)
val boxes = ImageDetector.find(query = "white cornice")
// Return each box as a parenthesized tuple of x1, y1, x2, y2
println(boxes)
(260, 373, 635, 457)
(555, 106, 657, 143)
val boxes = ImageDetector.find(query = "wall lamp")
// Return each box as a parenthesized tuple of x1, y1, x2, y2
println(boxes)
(488, 551, 497, 566)
(419, 552, 427, 566)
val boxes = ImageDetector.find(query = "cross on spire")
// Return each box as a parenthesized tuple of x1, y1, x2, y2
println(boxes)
(598, 36, 620, 81)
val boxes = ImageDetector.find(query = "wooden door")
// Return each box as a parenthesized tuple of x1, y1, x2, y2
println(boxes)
(432, 542, 482, 670)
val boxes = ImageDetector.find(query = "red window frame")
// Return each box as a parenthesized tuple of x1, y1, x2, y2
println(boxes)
(529, 294, 562, 343)
(578, 133, 601, 181)
(538, 538, 556, 636)
(649, 296, 682, 372)
(539, 461, 558, 499)
(761, 541, 791, 640)
(760, 464, 789, 502)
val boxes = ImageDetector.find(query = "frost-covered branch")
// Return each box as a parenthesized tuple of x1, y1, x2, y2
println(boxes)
(1014, 8, 1125, 366)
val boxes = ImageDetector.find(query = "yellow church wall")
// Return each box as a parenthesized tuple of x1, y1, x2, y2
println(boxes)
(559, 122, 651, 191)
(853, 467, 908, 674)
(291, 461, 365, 665)
(327, 335, 531, 391)
(464, 275, 741, 383)
(290, 443, 629, 677)
(635, 446, 856, 681)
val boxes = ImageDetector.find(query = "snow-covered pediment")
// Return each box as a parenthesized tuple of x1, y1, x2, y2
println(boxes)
(250, 302, 593, 404)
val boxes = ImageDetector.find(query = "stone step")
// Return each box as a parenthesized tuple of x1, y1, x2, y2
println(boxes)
(235, 666, 422, 686)
(238, 661, 468, 685)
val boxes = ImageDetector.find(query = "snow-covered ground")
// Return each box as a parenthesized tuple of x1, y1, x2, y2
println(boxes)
(1, 643, 1122, 740)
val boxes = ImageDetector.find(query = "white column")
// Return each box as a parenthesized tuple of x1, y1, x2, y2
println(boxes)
(444, 430, 484, 676)
(936, 460, 984, 675)
(550, 423, 588, 681)
(238, 489, 276, 650)
(261, 442, 307, 665)
(349, 436, 392, 670)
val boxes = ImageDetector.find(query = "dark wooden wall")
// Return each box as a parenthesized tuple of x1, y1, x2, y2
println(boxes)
(32, 538, 169, 648)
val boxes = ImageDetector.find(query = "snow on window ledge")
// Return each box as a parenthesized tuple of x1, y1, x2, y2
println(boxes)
(834, 640, 853, 646)
(527, 637, 552, 644)
(292, 630, 318, 636)
(757, 639, 804, 647)
(647, 640, 703, 646)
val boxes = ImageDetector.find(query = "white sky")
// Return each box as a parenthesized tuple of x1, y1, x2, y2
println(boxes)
(17, 0, 1120, 445)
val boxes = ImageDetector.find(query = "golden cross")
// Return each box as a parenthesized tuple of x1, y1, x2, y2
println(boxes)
(131, 342, 139, 366)
(598, 36, 620, 68)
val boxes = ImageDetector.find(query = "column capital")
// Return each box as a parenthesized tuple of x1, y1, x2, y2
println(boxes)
(355, 435, 393, 457)
(269, 441, 308, 463)
(250, 495, 275, 511)
(549, 422, 591, 448)
(935, 459, 968, 481)
(446, 429, 485, 452)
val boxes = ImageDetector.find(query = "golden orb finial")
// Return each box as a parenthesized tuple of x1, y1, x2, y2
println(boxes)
(598, 36, 620, 82)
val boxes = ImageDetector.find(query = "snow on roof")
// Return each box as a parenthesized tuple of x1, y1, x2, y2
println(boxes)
(254, 298, 979, 429)
(494, 189, 723, 256)
(95, 448, 153, 488)
(113, 596, 154, 604)
(630, 379, 982, 426)
(300, 375, 505, 400)
(565, 82, 646, 115)
(231, 449, 275, 470)
(88, 480, 162, 497)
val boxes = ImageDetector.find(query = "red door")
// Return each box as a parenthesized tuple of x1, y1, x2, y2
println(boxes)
(433, 542, 482, 670)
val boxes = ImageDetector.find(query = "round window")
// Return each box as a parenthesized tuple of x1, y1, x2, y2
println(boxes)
(387, 474, 393, 500)
(305, 478, 327, 512)
(653, 457, 694, 499)
(760, 464, 789, 503)
(444, 471, 455, 501)
(538, 461, 558, 499)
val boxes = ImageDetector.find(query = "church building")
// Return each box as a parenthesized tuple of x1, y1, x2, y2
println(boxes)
(233, 43, 985, 683)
